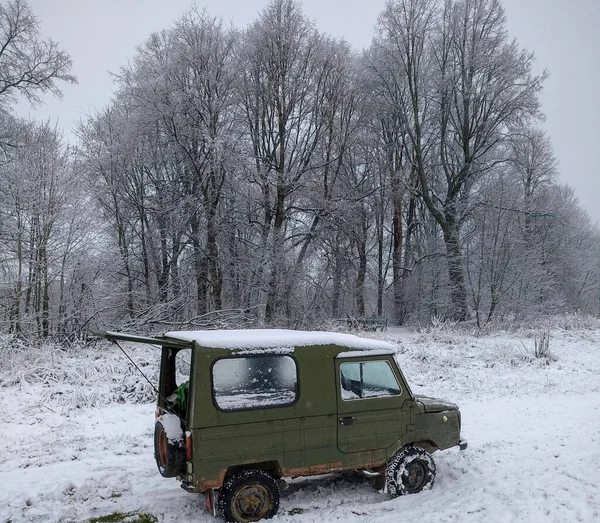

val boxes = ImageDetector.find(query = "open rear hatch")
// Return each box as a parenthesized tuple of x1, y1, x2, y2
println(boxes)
(93, 330, 193, 476)
(93, 330, 192, 349)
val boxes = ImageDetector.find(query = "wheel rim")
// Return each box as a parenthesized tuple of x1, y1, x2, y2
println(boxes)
(231, 483, 271, 521)
(402, 460, 427, 492)
(158, 428, 167, 468)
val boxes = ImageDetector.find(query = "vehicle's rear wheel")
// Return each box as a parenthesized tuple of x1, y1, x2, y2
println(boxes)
(386, 446, 436, 497)
(218, 469, 280, 522)
(154, 414, 185, 478)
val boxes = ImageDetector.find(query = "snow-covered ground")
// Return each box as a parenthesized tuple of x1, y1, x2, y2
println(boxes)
(1, 325, 599, 522)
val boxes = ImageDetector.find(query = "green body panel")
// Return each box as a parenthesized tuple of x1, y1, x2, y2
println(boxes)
(335, 356, 411, 454)
(411, 409, 462, 451)
(192, 414, 339, 484)
(188, 345, 343, 487)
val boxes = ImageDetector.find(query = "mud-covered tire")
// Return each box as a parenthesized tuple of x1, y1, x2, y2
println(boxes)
(386, 446, 436, 497)
(154, 414, 185, 478)
(218, 469, 280, 522)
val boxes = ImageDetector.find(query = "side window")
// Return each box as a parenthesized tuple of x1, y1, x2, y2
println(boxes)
(213, 355, 298, 411)
(340, 360, 401, 400)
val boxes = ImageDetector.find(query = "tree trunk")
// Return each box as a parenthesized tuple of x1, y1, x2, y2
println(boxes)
(117, 223, 135, 318)
(191, 213, 208, 316)
(265, 185, 286, 323)
(206, 203, 223, 311)
(332, 248, 343, 319)
(41, 244, 50, 337)
(355, 234, 366, 317)
(442, 223, 468, 321)
(156, 212, 170, 304)
(392, 186, 404, 324)
(12, 222, 23, 334)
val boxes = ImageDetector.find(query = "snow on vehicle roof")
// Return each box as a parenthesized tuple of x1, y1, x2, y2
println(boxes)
(164, 329, 396, 352)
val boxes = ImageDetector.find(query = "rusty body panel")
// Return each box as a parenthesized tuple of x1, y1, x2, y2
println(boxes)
(194, 470, 228, 492)
(282, 462, 345, 478)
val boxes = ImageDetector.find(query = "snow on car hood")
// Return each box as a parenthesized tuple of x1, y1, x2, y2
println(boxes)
(415, 395, 459, 413)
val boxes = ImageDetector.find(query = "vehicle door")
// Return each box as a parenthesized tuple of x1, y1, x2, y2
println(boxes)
(336, 356, 410, 453)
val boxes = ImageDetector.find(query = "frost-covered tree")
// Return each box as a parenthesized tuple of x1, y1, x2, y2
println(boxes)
(115, 8, 238, 316)
(372, 0, 547, 321)
(0, 0, 78, 337)
(0, 121, 82, 336)
(431, 0, 546, 320)
(368, 0, 438, 323)
(0, 0, 75, 106)
(236, 0, 360, 323)
(71, 0, 599, 333)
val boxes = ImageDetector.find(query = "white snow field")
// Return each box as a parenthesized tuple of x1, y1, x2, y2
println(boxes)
(1, 325, 599, 523)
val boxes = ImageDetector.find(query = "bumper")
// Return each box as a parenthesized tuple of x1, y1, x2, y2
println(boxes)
(459, 439, 468, 451)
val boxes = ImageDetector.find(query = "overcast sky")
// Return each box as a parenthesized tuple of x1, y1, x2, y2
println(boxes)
(14, 0, 600, 224)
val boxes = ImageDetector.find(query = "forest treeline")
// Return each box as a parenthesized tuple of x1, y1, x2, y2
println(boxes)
(1, 0, 598, 339)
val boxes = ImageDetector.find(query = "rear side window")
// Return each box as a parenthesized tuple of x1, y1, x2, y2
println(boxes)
(212, 355, 298, 411)
(340, 360, 401, 400)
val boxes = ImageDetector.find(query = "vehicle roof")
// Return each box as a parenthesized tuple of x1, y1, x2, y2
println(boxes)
(164, 328, 396, 353)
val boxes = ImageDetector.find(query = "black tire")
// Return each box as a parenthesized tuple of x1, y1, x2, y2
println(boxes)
(386, 446, 436, 498)
(218, 470, 280, 523)
(154, 414, 185, 478)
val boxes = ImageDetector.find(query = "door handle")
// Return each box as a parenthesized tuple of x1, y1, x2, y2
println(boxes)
(339, 416, 355, 426)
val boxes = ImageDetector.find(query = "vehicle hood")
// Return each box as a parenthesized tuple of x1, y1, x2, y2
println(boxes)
(414, 395, 459, 413)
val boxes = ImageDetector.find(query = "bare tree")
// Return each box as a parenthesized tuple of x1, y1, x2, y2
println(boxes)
(430, 0, 547, 320)
(68, 0, 600, 334)
(118, 10, 237, 316)
(238, 0, 338, 323)
(0, 120, 78, 336)
(370, 0, 438, 323)
(373, 0, 546, 321)
(0, 0, 75, 107)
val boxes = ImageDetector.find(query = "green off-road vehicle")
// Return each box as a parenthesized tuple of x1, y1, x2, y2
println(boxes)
(100, 329, 467, 522)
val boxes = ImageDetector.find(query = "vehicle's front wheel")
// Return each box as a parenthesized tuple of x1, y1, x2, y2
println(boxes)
(386, 446, 436, 497)
(218, 470, 280, 522)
